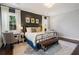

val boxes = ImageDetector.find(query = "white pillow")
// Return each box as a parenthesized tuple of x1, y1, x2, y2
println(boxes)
(26, 28, 31, 33)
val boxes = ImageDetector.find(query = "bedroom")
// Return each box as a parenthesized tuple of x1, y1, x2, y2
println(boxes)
(0, 3, 79, 55)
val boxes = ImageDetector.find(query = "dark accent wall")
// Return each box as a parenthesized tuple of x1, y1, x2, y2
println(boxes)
(21, 10, 42, 27)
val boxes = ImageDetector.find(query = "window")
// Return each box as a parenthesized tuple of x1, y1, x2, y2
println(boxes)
(9, 16, 16, 30)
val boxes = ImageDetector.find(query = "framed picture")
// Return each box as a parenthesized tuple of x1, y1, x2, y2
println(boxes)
(9, 16, 16, 30)
(25, 17, 30, 23)
(36, 19, 39, 24)
(31, 18, 35, 23)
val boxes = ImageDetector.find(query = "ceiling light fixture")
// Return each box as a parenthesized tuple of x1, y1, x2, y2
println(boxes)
(44, 3, 55, 8)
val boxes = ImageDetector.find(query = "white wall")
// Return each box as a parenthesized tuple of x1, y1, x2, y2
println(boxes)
(50, 9, 79, 41)
(1, 6, 21, 33)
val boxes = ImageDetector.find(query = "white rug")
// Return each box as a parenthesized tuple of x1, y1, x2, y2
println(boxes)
(24, 40, 77, 55)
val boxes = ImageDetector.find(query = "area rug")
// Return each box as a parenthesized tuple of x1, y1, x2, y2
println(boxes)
(24, 40, 77, 55)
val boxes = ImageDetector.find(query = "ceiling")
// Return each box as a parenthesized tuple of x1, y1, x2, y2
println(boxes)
(2, 3, 79, 16)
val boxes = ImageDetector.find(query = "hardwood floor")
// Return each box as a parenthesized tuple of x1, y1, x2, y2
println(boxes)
(0, 44, 13, 55)
(0, 41, 26, 55)
(0, 37, 79, 55)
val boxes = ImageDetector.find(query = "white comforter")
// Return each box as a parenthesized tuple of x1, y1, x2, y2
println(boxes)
(25, 32, 44, 46)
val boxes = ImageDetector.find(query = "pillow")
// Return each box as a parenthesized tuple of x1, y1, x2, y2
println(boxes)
(26, 28, 31, 32)
(31, 27, 36, 32)
(36, 27, 42, 32)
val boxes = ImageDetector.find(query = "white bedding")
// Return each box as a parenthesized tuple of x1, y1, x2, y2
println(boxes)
(25, 32, 44, 46)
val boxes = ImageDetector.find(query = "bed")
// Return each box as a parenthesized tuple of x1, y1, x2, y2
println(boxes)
(25, 32, 44, 49)
(25, 31, 58, 49)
